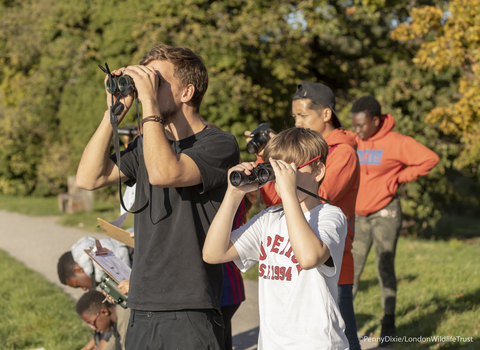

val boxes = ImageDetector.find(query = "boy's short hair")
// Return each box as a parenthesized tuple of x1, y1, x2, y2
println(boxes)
(140, 44, 208, 112)
(76, 290, 106, 316)
(57, 251, 77, 285)
(351, 96, 382, 119)
(263, 127, 329, 173)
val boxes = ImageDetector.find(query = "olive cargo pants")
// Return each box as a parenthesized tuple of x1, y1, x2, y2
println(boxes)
(352, 197, 402, 315)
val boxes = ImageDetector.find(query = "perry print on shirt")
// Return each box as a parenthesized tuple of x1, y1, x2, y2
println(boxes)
(258, 234, 303, 281)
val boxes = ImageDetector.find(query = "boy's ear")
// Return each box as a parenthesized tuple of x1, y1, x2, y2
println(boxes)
(73, 264, 85, 275)
(100, 306, 111, 317)
(314, 163, 326, 183)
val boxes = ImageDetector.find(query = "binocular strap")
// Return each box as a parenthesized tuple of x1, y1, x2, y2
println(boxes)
(111, 90, 149, 214)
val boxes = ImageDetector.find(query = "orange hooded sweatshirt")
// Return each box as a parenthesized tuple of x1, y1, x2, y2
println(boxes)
(355, 114, 439, 216)
(258, 128, 360, 285)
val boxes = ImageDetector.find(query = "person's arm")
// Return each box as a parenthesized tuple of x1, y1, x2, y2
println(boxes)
(318, 145, 359, 203)
(93, 339, 108, 350)
(101, 335, 115, 350)
(203, 162, 259, 264)
(270, 159, 330, 270)
(81, 338, 96, 350)
(77, 71, 134, 190)
(396, 135, 439, 183)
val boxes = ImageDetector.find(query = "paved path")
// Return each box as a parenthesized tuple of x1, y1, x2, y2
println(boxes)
(0, 210, 386, 350)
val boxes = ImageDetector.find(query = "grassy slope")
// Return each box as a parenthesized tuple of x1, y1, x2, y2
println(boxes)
(354, 237, 480, 349)
(0, 249, 90, 350)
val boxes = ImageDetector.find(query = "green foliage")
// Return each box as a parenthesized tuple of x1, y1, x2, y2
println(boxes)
(393, 0, 480, 172)
(0, 249, 90, 349)
(1, 0, 479, 230)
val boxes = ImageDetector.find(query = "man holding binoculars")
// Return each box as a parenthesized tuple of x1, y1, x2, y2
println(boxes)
(77, 44, 239, 350)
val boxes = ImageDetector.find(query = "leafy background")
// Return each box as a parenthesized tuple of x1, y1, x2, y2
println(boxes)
(1, 0, 479, 234)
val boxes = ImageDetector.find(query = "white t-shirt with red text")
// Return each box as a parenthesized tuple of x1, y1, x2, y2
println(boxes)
(231, 203, 348, 350)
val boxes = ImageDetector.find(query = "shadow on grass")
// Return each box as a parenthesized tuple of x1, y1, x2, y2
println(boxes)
(355, 313, 377, 336)
(395, 287, 480, 349)
(357, 274, 418, 294)
(357, 277, 379, 293)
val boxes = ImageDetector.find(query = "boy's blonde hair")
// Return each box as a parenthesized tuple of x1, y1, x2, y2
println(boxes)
(263, 127, 329, 174)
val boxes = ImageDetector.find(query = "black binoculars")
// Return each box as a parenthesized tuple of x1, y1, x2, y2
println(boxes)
(230, 163, 275, 187)
(106, 73, 135, 96)
(99, 273, 128, 309)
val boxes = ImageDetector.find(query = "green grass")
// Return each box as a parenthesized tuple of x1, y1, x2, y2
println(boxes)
(0, 194, 134, 232)
(0, 249, 91, 350)
(354, 237, 480, 349)
(0, 195, 59, 216)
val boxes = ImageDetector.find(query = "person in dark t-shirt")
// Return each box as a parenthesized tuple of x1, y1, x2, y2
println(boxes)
(77, 44, 239, 350)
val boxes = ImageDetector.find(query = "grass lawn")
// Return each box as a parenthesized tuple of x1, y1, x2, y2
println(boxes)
(0, 194, 134, 232)
(354, 237, 480, 349)
(0, 249, 91, 350)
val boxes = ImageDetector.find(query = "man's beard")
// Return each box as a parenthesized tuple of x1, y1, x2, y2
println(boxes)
(159, 101, 180, 124)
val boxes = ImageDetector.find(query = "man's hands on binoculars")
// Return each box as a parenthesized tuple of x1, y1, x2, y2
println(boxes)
(105, 65, 161, 123)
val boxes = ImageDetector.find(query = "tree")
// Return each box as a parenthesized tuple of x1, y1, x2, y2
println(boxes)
(1, 0, 478, 233)
(392, 0, 480, 174)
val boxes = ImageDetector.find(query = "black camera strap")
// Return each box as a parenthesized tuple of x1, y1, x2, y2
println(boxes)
(256, 185, 330, 212)
(103, 63, 149, 215)
(296, 186, 331, 205)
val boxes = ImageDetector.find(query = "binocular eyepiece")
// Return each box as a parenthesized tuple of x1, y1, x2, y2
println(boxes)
(230, 163, 275, 187)
(106, 73, 135, 96)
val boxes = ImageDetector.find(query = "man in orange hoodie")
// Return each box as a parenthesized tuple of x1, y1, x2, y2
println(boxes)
(351, 96, 439, 346)
(249, 82, 361, 350)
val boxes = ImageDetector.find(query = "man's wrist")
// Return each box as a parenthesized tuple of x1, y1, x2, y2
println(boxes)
(141, 99, 160, 116)
(142, 115, 165, 126)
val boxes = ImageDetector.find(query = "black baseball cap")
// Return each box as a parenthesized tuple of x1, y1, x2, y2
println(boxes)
(293, 81, 343, 128)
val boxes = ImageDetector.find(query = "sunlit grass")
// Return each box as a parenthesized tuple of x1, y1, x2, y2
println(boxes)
(354, 237, 480, 349)
(0, 249, 91, 350)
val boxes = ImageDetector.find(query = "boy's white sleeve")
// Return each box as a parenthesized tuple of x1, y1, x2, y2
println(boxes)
(230, 210, 266, 272)
(314, 206, 347, 278)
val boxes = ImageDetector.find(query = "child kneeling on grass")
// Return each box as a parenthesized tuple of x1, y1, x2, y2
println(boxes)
(203, 127, 349, 350)
(76, 290, 130, 350)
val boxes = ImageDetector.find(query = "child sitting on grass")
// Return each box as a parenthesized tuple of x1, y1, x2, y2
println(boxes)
(203, 127, 349, 349)
(76, 290, 130, 350)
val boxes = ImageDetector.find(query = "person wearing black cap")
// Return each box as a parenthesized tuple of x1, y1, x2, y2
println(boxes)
(248, 82, 361, 349)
